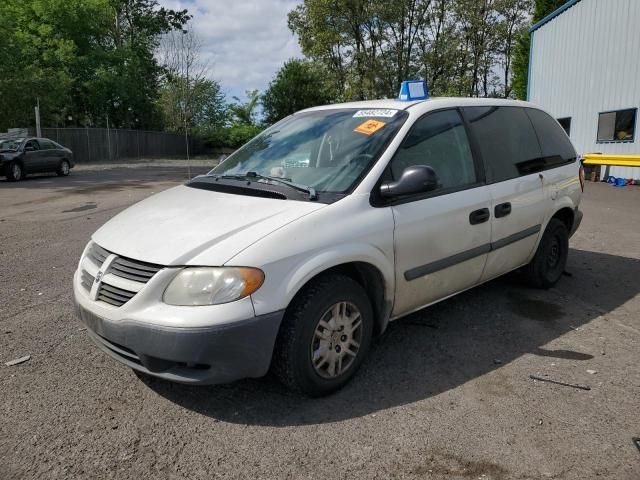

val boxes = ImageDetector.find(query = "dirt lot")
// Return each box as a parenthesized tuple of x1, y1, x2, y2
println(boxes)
(1, 166, 638, 480)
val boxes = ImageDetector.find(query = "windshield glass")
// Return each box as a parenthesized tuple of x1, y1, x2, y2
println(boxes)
(210, 108, 408, 193)
(0, 138, 24, 151)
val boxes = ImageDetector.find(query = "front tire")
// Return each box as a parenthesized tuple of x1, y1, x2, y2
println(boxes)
(6, 161, 23, 181)
(522, 218, 569, 289)
(57, 159, 70, 176)
(272, 274, 374, 397)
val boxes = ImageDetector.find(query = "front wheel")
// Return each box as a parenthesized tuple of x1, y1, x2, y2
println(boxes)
(272, 274, 374, 396)
(521, 218, 569, 289)
(57, 159, 70, 176)
(6, 161, 23, 181)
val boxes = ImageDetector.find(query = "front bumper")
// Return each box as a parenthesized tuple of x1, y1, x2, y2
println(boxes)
(75, 301, 284, 384)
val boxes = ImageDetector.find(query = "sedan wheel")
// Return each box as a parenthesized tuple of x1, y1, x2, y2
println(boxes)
(6, 161, 23, 181)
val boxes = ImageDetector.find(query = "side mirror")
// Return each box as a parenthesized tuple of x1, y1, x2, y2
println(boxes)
(24, 145, 35, 152)
(380, 165, 439, 198)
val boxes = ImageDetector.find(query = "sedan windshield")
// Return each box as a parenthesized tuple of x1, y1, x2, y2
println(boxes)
(210, 109, 408, 193)
(0, 138, 24, 151)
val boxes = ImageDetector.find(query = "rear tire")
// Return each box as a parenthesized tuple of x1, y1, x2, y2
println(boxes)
(272, 274, 374, 397)
(57, 159, 70, 176)
(6, 161, 23, 181)
(522, 218, 569, 289)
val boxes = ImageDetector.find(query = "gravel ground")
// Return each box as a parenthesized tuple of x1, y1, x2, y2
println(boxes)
(0, 167, 638, 480)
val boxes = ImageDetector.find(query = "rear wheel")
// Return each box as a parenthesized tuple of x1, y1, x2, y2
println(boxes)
(57, 159, 70, 176)
(522, 218, 569, 289)
(6, 161, 23, 181)
(272, 274, 373, 396)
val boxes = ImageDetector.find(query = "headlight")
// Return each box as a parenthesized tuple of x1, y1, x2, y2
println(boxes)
(163, 267, 264, 306)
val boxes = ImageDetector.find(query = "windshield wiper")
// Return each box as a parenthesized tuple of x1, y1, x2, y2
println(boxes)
(208, 172, 318, 200)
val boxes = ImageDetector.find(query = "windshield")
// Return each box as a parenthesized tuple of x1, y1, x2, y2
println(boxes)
(0, 138, 24, 151)
(210, 108, 408, 193)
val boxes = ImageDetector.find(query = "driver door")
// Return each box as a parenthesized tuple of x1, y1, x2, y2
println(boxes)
(22, 139, 44, 173)
(387, 109, 492, 317)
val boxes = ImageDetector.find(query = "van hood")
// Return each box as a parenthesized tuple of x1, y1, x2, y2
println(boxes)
(92, 185, 325, 266)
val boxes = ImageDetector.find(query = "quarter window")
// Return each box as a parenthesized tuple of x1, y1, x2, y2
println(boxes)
(597, 109, 636, 142)
(557, 117, 571, 136)
(389, 109, 476, 191)
(463, 106, 541, 182)
(526, 109, 576, 165)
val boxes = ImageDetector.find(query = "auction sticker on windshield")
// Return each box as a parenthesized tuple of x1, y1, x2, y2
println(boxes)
(354, 119, 386, 136)
(353, 109, 398, 118)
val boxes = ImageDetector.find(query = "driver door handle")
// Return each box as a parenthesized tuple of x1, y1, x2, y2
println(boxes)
(469, 208, 490, 225)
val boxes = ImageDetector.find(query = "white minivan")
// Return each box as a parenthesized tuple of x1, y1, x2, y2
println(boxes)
(73, 97, 583, 396)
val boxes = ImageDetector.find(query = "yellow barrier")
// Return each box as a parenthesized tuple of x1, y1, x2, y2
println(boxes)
(582, 154, 640, 167)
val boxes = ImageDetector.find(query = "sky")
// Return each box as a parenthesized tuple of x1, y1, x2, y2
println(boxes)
(159, 0, 303, 101)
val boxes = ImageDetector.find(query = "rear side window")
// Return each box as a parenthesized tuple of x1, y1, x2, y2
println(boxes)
(463, 106, 541, 183)
(526, 109, 577, 166)
(39, 139, 56, 149)
(389, 109, 476, 190)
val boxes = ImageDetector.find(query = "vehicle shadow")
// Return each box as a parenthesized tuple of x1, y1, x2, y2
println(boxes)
(140, 248, 639, 426)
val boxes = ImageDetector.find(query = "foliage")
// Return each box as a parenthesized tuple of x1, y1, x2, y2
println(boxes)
(0, 0, 189, 131)
(159, 77, 227, 135)
(262, 59, 334, 124)
(228, 90, 261, 126)
(209, 123, 264, 149)
(289, 0, 533, 100)
(512, 0, 567, 99)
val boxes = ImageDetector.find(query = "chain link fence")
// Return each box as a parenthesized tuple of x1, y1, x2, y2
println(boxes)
(25, 127, 202, 163)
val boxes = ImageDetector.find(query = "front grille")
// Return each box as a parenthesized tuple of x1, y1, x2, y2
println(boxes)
(80, 270, 94, 292)
(97, 283, 136, 307)
(84, 241, 165, 307)
(87, 242, 109, 265)
(109, 256, 163, 283)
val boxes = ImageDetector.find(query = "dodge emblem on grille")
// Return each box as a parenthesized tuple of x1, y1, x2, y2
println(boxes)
(95, 271, 103, 283)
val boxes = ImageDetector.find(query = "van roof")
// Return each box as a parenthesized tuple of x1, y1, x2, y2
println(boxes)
(301, 97, 539, 113)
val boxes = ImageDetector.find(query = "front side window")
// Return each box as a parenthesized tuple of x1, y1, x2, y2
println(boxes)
(597, 109, 636, 142)
(211, 109, 408, 193)
(388, 109, 476, 191)
(24, 140, 40, 151)
(463, 106, 541, 182)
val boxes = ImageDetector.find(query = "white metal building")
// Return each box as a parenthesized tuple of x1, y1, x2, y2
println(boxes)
(528, 0, 640, 180)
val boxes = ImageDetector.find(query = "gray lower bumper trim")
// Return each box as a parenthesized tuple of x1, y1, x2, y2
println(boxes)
(76, 304, 285, 385)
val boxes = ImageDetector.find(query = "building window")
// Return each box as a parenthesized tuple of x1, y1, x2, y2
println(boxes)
(597, 108, 636, 142)
(557, 117, 571, 136)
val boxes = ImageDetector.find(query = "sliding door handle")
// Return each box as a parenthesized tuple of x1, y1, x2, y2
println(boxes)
(495, 202, 512, 218)
(469, 208, 490, 225)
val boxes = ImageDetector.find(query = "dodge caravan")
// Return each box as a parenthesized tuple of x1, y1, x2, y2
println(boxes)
(73, 96, 583, 396)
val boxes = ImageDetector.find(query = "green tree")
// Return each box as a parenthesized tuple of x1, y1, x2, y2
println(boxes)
(512, 0, 566, 99)
(229, 90, 261, 126)
(262, 59, 334, 124)
(288, 0, 533, 101)
(0, 0, 189, 131)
